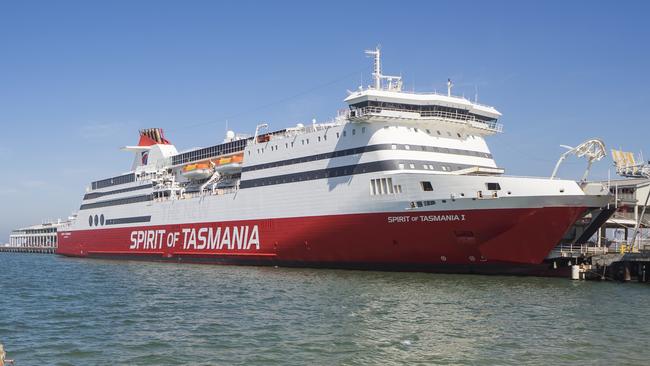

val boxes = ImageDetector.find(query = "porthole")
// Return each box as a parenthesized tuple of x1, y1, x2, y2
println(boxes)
(88, 215, 93, 226)
(94, 215, 99, 226)
(440, 256, 447, 262)
(100, 214, 105, 226)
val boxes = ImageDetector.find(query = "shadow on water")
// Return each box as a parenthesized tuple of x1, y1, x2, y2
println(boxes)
(1, 253, 649, 366)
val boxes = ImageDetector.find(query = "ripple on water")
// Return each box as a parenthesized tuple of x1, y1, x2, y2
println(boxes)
(1, 254, 650, 365)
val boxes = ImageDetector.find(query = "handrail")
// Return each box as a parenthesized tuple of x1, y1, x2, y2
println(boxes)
(357, 88, 498, 109)
(346, 106, 503, 132)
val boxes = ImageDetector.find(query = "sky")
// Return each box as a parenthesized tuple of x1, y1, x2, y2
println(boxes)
(0, 0, 649, 240)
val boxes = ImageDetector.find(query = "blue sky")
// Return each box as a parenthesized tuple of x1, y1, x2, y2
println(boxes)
(0, 1, 648, 239)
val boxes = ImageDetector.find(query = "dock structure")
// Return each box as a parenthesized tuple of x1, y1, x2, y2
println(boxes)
(545, 177, 650, 282)
(1, 218, 75, 254)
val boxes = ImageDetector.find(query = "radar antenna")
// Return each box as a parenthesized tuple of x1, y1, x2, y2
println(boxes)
(550, 138, 606, 181)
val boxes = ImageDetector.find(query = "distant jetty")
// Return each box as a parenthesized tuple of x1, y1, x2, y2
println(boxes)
(1, 217, 75, 254)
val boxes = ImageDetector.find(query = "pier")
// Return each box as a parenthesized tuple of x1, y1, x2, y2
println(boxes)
(2, 218, 74, 254)
(546, 173, 650, 283)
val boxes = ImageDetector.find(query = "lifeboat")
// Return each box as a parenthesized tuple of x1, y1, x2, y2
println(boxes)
(181, 163, 214, 180)
(214, 154, 244, 174)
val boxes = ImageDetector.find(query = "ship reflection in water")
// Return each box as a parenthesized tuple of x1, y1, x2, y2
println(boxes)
(1, 254, 649, 365)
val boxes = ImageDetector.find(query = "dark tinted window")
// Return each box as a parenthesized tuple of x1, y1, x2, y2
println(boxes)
(421, 181, 433, 191)
(486, 182, 501, 190)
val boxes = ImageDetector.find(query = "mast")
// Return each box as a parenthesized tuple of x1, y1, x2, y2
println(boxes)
(365, 46, 381, 90)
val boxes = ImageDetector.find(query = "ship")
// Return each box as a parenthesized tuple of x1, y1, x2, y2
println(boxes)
(57, 48, 611, 274)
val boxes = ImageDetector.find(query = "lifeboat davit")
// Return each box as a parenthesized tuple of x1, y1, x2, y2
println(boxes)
(181, 163, 214, 180)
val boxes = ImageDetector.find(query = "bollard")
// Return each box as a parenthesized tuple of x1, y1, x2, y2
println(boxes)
(571, 265, 581, 280)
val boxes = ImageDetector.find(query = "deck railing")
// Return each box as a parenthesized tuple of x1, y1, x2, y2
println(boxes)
(345, 106, 503, 133)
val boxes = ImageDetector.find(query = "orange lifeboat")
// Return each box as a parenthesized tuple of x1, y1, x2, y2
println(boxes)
(214, 153, 244, 174)
(181, 162, 214, 180)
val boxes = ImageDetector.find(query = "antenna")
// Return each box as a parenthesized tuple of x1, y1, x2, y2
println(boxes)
(474, 85, 479, 103)
(447, 78, 454, 97)
(364, 46, 381, 90)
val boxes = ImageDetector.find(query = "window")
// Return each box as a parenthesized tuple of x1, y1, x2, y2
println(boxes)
(362, 127, 366, 133)
(426, 129, 431, 134)
(457, 133, 462, 138)
(391, 144, 397, 150)
(318, 136, 321, 142)
(437, 130, 441, 135)
(343, 131, 347, 137)
(336, 132, 340, 138)
(421, 181, 433, 191)
(352, 129, 356, 135)
(370, 178, 394, 196)
(486, 182, 501, 191)
(405, 145, 410, 150)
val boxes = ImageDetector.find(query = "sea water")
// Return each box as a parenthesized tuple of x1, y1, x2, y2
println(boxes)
(1, 253, 649, 365)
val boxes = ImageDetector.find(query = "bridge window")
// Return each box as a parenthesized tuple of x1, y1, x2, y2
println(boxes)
(486, 182, 501, 190)
(421, 181, 433, 191)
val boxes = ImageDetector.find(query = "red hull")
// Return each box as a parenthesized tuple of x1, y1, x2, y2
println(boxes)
(57, 207, 586, 274)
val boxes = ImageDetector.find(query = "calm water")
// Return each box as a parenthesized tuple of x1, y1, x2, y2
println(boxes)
(1, 254, 649, 365)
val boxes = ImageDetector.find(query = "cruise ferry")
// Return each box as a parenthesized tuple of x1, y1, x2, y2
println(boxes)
(57, 48, 611, 274)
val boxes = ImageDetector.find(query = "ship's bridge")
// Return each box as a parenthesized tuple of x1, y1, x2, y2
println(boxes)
(343, 48, 503, 135)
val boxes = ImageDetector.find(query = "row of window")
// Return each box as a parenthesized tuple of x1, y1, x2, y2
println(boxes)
(253, 126, 371, 156)
(246, 143, 490, 174)
(84, 183, 152, 200)
(89, 214, 105, 226)
(11, 228, 57, 234)
(351, 101, 498, 123)
(79, 194, 153, 210)
(172, 139, 248, 166)
(419, 181, 501, 193)
(369, 178, 403, 196)
(92, 173, 135, 190)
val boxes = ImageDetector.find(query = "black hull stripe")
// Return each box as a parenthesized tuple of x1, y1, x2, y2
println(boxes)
(84, 184, 153, 200)
(79, 194, 153, 210)
(243, 143, 492, 173)
(240, 159, 493, 188)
